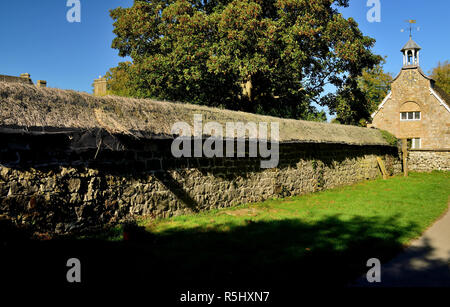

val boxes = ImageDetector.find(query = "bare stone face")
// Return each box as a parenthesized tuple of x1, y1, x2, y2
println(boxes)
(0, 141, 402, 235)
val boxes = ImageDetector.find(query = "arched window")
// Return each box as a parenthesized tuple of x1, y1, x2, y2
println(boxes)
(400, 101, 421, 121)
(407, 51, 413, 65)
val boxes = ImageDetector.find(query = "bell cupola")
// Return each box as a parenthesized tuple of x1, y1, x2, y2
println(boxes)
(401, 37, 421, 67)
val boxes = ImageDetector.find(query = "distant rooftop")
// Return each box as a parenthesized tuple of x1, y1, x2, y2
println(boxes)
(0, 73, 33, 85)
(0, 73, 47, 88)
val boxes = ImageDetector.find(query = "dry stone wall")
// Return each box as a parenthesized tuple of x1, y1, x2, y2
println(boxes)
(0, 130, 402, 235)
(408, 150, 450, 172)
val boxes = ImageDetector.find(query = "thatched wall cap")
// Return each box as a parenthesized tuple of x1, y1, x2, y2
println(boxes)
(0, 82, 390, 145)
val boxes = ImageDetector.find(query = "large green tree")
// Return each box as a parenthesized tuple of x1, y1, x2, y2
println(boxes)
(330, 58, 392, 126)
(104, 61, 134, 97)
(108, 0, 381, 120)
(429, 61, 450, 94)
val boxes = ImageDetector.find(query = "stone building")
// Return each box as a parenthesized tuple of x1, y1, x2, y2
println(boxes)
(371, 37, 450, 150)
(0, 73, 47, 87)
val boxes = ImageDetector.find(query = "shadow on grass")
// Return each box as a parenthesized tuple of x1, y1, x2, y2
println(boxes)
(0, 213, 444, 290)
(352, 236, 450, 287)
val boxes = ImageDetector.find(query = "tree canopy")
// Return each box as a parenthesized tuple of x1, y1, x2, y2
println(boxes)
(429, 61, 450, 94)
(330, 58, 392, 126)
(107, 0, 381, 121)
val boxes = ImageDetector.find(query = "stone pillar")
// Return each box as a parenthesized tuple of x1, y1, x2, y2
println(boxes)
(93, 76, 107, 96)
(402, 139, 408, 177)
(36, 80, 47, 88)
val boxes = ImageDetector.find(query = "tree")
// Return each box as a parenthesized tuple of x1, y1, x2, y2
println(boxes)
(429, 61, 450, 94)
(104, 61, 134, 97)
(108, 0, 381, 120)
(330, 58, 392, 126)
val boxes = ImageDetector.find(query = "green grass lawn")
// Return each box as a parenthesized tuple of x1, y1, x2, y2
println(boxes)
(70, 171, 449, 287)
(104, 171, 449, 246)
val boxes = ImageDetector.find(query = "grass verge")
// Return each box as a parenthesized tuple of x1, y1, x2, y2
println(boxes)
(4, 171, 448, 288)
(76, 171, 450, 286)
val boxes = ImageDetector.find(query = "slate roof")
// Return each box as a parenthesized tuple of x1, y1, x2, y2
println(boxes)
(401, 38, 421, 52)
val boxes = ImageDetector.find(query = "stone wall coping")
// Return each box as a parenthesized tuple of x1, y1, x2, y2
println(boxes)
(409, 149, 450, 152)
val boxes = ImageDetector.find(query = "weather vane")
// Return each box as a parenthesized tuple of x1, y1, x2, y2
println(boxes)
(401, 20, 420, 38)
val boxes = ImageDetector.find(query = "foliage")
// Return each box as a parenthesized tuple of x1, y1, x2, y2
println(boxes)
(429, 60, 450, 94)
(331, 58, 392, 126)
(358, 58, 393, 114)
(108, 0, 381, 120)
(104, 62, 135, 97)
(379, 129, 397, 147)
(330, 117, 341, 124)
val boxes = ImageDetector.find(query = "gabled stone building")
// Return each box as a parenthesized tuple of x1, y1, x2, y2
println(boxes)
(371, 37, 450, 150)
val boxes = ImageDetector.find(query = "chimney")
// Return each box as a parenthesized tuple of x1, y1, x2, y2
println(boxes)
(93, 76, 107, 96)
(37, 80, 47, 88)
(20, 73, 33, 84)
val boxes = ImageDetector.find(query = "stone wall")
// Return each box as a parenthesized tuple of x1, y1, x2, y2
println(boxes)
(0, 130, 402, 235)
(408, 149, 450, 172)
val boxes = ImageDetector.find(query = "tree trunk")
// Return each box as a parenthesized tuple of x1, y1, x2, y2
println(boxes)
(240, 74, 253, 102)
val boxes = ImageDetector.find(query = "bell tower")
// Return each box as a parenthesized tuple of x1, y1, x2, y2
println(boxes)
(401, 37, 421, 67)
(401, 20, 421, 67)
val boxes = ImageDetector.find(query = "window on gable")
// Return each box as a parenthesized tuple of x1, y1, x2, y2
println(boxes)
(400, 111, 421, 121)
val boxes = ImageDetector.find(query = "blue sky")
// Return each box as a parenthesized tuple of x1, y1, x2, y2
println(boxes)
(0, 0, 133, 92)
(340, 0, 449, 78)
(0, 0, 448, 105)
